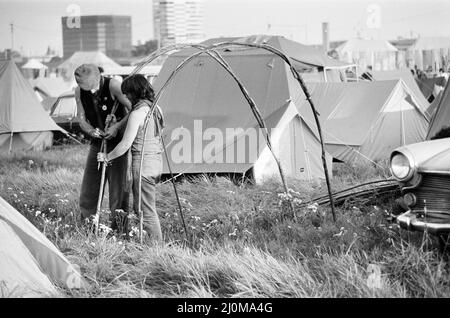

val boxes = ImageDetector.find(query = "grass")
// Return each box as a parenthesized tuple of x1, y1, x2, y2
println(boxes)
(0, 144, 449, 298)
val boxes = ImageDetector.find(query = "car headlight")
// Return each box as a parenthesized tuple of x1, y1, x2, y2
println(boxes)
(390, 152, 412, 180)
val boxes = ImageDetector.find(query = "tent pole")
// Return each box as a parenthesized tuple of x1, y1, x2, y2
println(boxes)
(8, 132, 13, 154)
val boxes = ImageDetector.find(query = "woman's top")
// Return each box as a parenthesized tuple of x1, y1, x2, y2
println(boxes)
(131, 99, 164, 156)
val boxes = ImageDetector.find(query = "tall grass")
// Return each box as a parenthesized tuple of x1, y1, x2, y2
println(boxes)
(1, 145, 449, 298)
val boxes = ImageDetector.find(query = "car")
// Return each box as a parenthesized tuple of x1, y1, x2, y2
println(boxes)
(390, 137, 450, 234)
(48, 90, 81, 134)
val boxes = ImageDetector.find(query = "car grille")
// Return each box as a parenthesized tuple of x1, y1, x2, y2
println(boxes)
(406, 174, 450, 223)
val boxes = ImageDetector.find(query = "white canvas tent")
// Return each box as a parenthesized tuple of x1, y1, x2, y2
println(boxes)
(153, 36, 334, 183)
(29, 77, 74, 101)
(0, 60, 67, 152)
(295, 80, 429, 162)
(57, 51, 121, 81)
(21, 59, 48, 79)
(336, 38, 398, 71)
(370, 69, 430, 116)
(0, 196, 83, 297)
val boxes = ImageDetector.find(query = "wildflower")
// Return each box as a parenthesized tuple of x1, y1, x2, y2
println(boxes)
(90, 242, 96, 247)
(49, 208, 56, 213)
(288, 188, 301, 197)
(333, 227, 346, 237)
(366, 264, 382, 290)
(226, 190, 235, 194)
(24, 204, 27, 208)
(278, 192, 293, 201)
(7, 187, 12, 190)
(35, 210, 41, 217)
(99, 224, 112, 234)
(292, 198, 302, 205)
(307, 203, 319, 213)
(55, 194, 60, 197)
(19, 191, 24, 195)
(13, 194, 17, 198)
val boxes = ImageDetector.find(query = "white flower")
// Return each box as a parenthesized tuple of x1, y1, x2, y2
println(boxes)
(228, 229, 237, 236)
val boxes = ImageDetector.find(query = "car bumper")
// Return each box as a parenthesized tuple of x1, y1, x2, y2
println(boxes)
(397, 211, 450, 233)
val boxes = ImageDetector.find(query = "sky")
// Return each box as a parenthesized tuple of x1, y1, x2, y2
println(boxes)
(1, 0, 450, 56)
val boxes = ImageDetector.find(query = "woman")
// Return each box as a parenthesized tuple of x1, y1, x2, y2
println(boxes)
(97, 74, 164, 243)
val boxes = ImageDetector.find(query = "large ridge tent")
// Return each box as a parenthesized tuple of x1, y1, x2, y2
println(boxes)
(295, 80, 429, 162)
(0, 60, 67, 152)
(57, 51, 121, 81)
(176, 35, 354, 82)
(427, 78, 450, 139)
(335, 38, 398, 71)
(0, 195, 84, 297)
(152, 35, 335, 183)
(370, 69, 430, 116)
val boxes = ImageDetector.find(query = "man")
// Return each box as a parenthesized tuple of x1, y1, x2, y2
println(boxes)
(74, 64, 131, 230)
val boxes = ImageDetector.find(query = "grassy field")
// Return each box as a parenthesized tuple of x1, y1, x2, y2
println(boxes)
(0, 144, 449, 298)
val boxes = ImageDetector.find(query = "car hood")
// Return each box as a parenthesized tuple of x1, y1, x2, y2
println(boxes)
(393, 138, 450, 174)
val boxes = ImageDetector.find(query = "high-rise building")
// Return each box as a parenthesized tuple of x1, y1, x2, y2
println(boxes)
(61, 15, 132, 58)
(153, 0, 204, 48)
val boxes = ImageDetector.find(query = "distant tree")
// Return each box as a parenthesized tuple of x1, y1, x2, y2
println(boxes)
(132, 39, 159, 57)
(0, 49, 22, 62)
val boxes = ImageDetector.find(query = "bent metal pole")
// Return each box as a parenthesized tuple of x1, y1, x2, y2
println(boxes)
(127, 40, 337, 244)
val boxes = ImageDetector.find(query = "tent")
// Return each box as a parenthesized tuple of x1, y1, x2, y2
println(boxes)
(57, 51, 121, 81)
(152, 36, 334, 183)
(370, 69, 430, 116)
(335, 38, 398, 71)
(22, 59, 47, 70)
(29, 77, 74, 101)
(0, 60, 67, 152)
(0, 196, 84, 297)
(295, 80, 430, 162)
(21, 59, 48, 79)
(427, 78, 450, 139)
(175, 35, 354, 82)
(426, 90, 442, 119)
(416, 76, 446, 102)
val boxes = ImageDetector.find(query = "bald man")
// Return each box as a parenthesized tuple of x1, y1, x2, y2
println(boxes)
(74, 64, 131, 230)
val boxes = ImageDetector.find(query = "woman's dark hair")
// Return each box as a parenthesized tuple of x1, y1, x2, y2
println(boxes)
(121, 74, 155, 103)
